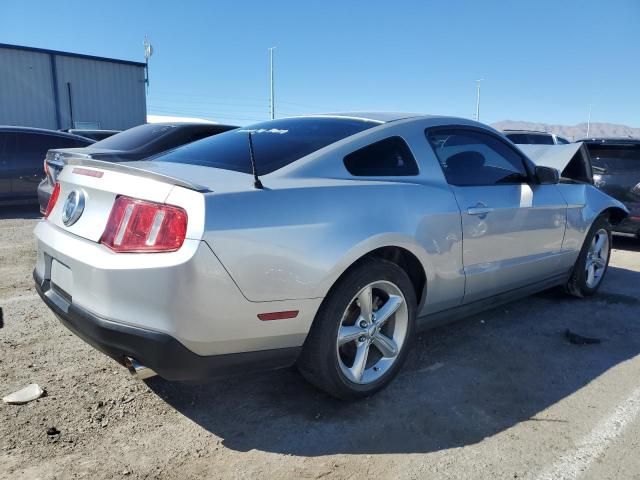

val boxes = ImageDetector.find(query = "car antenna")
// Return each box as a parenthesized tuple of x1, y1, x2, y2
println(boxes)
(247, 131, 264, 190)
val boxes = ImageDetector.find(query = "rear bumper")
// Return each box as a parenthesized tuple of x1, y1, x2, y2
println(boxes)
(34, 270, 301, 381)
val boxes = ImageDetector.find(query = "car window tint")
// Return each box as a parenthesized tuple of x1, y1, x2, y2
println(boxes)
(156, 117, 379, 174)
(506, 133, 555, 145)
(344, 137, 418, 176)
(92, 124, 176, 150)
(427, 128, 528, 186)
(12, 133, 89, 168)
(585, 145, 640, 172)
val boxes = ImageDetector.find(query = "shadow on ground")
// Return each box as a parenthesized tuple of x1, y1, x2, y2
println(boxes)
(148, 264, 640, 456)
(0, 205, 41, 220)
(613, 235, 640, 252)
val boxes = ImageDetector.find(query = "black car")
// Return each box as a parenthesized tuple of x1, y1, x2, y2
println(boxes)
(579, 138, 640, 237)
(38, 122, 237, 212)
(0, 126, 94, 207)
(64, 129, 121, 141)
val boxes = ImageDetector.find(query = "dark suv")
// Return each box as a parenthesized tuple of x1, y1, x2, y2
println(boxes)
(0, 127, 93, 206)
(579, 138, 640, 238)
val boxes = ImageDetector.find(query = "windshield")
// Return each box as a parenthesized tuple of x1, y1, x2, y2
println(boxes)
(90, 124, 176, 150)
(154, 117, 380, 174)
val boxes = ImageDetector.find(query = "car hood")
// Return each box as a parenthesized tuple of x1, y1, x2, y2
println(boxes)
(519, 143, 593, 184)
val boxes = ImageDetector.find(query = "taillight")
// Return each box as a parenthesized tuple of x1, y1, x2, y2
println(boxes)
(45, 183, 61, 218)
(100, 196, 188, 253)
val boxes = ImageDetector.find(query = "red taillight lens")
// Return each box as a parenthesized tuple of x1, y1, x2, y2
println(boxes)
(100, 196, 188, 253)
(45, 183, 61, 218)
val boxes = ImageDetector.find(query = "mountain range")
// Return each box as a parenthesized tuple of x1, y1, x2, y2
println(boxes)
(491, 120, 640, 141)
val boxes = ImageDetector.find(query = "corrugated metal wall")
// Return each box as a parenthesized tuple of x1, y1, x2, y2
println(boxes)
(0, 47, 58, 129)
(0, 45, 146, 130)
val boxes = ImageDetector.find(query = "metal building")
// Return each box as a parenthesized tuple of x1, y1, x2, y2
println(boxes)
(0, 43, 147, 131)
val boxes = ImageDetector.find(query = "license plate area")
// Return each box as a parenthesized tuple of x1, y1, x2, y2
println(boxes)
(50, 259, 73, 303)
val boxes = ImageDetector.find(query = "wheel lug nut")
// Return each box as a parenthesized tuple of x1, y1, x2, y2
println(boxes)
(358, 336, 366, 343)
(359, 320, 367, 328)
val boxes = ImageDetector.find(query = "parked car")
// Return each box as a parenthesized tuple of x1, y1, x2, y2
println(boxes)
(577, 138, 640, 238)
(64, 129, 121, 141)
(34, 113, 627, 399)
(38, 122, 237, 213)
(503, 129, 570, 145)
(0, 126, 93, 207)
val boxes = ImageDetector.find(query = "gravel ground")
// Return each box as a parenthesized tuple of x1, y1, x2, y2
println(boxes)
(1, 205, 640, 480)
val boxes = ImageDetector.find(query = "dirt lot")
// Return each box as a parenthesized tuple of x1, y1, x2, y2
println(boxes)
(2, 205, 640, 480)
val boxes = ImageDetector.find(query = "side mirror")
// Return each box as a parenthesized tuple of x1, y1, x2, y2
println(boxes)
(535, 166, 560, 185)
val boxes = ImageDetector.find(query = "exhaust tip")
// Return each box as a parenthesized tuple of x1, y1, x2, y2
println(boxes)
(124, 356, 157, 380)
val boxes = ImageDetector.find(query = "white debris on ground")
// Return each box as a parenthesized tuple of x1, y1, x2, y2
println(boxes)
(2, 384, 45, 405)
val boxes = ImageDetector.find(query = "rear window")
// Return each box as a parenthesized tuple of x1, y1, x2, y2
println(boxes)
(344, 137, 418, 176)
(91, 124, 176, 150)
(155, 117, 379, 174)
(506, 133, 555, 145)
(585, 144, 640, 172)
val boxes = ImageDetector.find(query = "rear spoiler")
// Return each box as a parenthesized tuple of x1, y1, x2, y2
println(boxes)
(59, 153, 211, 193)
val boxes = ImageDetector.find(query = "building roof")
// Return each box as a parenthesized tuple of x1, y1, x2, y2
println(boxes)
(0, 43, 146, 67)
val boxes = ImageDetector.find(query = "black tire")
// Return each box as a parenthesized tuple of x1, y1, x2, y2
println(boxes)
(565, 215, 612, 297)
(297, 257, 417, 400)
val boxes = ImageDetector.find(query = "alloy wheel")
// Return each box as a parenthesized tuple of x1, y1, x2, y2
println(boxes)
(585, 228, 610, 288)
(336, 281, 408, 385)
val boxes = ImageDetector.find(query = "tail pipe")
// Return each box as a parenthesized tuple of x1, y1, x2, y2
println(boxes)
(124, 356, 157, 380)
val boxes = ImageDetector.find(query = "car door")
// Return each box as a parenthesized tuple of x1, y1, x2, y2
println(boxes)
(427, 127, 567, 303)
(12, 133, 89, 199)
(0, 132, 12, 201)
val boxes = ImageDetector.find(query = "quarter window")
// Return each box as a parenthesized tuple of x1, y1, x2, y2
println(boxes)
(344, 136, 418, 176)
(427, 128, 529, 186)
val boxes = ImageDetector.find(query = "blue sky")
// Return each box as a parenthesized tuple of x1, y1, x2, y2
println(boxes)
(2, 0, 639, 127)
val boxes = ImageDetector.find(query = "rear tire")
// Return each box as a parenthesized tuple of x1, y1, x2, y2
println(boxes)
(565, 215, 612, 297)
(297, 258, 416, 400)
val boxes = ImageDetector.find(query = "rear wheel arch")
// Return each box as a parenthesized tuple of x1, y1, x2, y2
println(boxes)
(326, 245, 427, 311)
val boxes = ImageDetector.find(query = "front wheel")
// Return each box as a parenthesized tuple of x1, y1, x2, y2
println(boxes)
(565, 215, 612, 297)
(297, 258, 416, 399)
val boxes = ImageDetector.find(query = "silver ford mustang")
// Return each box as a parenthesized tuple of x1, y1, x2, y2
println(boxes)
(34, 113, 628, 399)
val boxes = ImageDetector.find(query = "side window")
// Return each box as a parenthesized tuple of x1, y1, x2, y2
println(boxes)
(556, 136, 570, 145)
(344, 136, 419, 176)
(426, 128, 529, 186)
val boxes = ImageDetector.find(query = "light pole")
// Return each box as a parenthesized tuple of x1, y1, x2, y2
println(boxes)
(269, 47, 276, 120)
(586, 104, 593, 138)
(475, 79, 483, 122)
(143, 35, 153, 94)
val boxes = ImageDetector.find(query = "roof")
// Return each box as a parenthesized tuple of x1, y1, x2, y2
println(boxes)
(0, 125, 94, 140)
(0, 43, 146, 67)
(306, 112, 425, 123)
(503, 129, 554, 135)
(576, 137, 640, 145)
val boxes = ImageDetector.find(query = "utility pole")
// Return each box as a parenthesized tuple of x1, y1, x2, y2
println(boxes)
(269, 47, 276, 120)
(475, 79, 483, 122)
(143, 35, 153, 94)
(586, 103, 593, 138)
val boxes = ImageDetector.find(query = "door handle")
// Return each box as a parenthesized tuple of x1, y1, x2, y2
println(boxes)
(467, 203, 494, 216)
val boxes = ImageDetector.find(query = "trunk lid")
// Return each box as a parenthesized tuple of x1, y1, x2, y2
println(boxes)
(46, 157, 216, 243)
